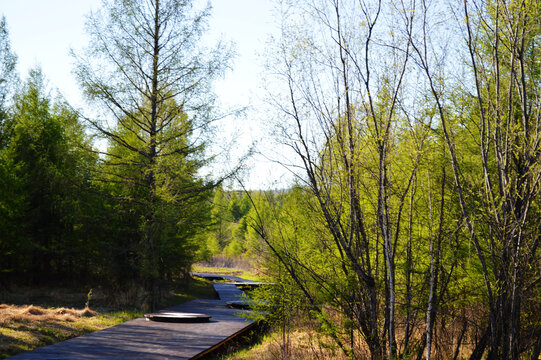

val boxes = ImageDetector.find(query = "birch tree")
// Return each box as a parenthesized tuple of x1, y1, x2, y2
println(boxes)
(410, 0, 541, 358)
(262, 0, 448, 358)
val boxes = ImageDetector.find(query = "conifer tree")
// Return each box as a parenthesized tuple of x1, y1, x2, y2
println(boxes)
(73, 0, 232, 310)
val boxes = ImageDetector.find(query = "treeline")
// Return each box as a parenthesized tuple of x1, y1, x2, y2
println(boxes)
(0, 0, 231, 311)
(203, 187, 267, 260)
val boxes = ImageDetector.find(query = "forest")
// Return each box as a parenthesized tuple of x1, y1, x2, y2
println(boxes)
(1, 0, 540, 359)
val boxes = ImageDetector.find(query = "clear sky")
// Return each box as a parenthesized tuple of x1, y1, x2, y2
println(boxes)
(0, 0, 288, 189)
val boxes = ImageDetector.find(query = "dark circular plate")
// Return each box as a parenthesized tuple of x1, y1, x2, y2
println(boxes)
(226, 301, 251, 309)
(144, 312, 211, 323)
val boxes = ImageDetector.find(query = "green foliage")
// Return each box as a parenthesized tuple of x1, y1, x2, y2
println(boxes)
(203, 187, 256, 260)
(251, 1, 541, 357)
(0, 69, 96, 284)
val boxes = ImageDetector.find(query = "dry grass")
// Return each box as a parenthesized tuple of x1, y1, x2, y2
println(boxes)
(193, 255, 269, 281)
(0, 304, 135, 359)
(197, 255, 254, 271)
(223, 308, 484, 360)
(224, 328, 352, 360)
(0, 304, 99, 323)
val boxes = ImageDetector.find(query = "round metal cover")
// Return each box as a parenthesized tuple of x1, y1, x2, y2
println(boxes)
(144, 312, 211, 323)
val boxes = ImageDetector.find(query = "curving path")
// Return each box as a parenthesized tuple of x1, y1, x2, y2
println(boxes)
(8, 273, 257, 360)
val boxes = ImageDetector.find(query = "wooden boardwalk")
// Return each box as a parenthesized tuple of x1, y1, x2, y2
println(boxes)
(8, 274, 256, 359)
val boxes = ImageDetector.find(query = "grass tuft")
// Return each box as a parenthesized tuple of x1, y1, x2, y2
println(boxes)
(21, 305, 46, 316)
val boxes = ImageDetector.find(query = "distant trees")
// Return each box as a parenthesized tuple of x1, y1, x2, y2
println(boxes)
(72, 0, 233, 310)
(204, 187, 254, 259)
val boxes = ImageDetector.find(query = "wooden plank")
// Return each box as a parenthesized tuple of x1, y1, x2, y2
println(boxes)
(7, 299, 253, 359)
(212, 283, 246, 302)
(7, 276, 258, 360)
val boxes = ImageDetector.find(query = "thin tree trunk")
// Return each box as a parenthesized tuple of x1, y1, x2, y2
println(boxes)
(426, 170, 435, 360)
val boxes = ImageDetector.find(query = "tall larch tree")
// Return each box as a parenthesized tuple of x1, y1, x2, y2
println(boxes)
(73, 0, 233, 311)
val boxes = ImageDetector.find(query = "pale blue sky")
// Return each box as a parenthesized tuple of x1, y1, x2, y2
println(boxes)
(0, 0, 287, 188)
(0, 0, 276, 108)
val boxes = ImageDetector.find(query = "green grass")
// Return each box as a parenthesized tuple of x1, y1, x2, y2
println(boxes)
(191, 265, 263, 282)
(161, 277, 218, 307)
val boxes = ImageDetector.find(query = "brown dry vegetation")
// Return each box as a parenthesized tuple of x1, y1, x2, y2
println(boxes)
(223, 309, 486, 360)
(0, 304, 135, 359)
(224, 328, 353, 360)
